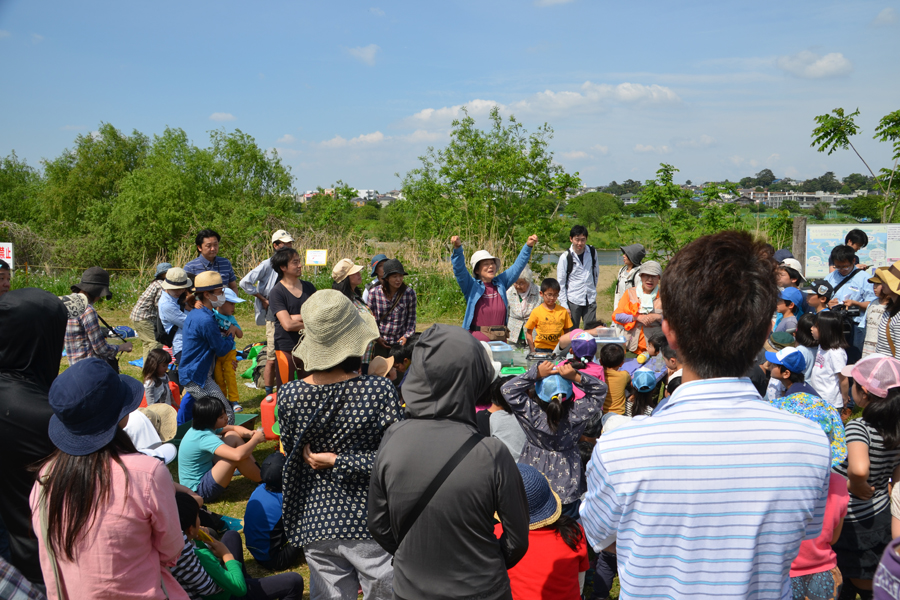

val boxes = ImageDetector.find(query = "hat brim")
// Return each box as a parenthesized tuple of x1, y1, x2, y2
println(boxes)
(292, 310, 380, 372)
(161, 279, 191, 290)
(140, 442, 177, 465)
(48, 374, 144, 456)
(529, 488, 563, 530)
(71, 283, 112, 300)
(369, 355, 395, 378)
(139, 404, 178, 441)
(193, 283, 224, 292)
(370, 256, 388, 277)
(383, 268, 408, 278)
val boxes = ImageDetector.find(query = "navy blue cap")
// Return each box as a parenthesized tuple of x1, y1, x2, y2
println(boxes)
(48, 358, 145, 456)
(369, 254, 388, 277)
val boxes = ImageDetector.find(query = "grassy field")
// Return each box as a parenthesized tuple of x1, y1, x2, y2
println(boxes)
(49, 266, 623, 599)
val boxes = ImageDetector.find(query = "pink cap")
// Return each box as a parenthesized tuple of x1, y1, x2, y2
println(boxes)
(841, 353, 900, 398)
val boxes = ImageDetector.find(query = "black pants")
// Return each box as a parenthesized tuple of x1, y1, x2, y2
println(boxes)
(590, 551, 618, 599)
(258, 544, 304, 572)
(0, 387, 56, 586)
(221, 531, 305, 600)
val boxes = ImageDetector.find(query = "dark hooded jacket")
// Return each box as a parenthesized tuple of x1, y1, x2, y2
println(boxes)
(0, 288, 68, 585)
(368, 325, 529, 600)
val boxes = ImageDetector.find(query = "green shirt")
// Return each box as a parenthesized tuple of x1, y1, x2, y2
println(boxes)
(194, 540, 247, 600)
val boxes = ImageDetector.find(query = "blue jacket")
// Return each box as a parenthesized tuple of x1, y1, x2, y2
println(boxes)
(179, 306, 234, 386)
(452, 243, 533, 330)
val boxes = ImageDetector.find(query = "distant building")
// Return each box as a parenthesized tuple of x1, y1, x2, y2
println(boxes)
(620, 193, 639, 206)
(356, 189, 378, 202)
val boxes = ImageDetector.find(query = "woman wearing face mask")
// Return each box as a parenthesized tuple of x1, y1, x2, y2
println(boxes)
(179, 271, 237, 424)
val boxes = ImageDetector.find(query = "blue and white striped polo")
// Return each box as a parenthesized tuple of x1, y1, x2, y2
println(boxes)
(582, 377, 831, 600)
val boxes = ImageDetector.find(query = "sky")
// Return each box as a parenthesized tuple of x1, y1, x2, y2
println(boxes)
(1, 0, 898, 193)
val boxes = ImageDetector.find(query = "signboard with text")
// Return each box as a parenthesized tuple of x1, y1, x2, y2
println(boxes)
(0, 243, 12, 274)
(805, 224, 900, 279)
(305, 249, 328, 266)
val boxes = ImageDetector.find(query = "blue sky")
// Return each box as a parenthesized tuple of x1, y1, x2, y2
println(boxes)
(1, 0, 898, 192)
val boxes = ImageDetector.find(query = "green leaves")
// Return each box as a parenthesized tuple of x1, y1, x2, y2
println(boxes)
(874, 110, 900, 162)
(811, 108, 861, 155)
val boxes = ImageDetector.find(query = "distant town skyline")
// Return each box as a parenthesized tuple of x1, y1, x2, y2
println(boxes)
(1, 0, 898, 192)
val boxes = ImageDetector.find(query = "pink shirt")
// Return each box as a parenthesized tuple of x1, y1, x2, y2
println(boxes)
(31, 453, 189, 600)
(790, 472, 849, 577)
(573, 361, 606, 400)
(471, 282, 507, 329)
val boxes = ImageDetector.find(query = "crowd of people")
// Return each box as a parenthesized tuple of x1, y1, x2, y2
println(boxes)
(4, 224, 900, 600)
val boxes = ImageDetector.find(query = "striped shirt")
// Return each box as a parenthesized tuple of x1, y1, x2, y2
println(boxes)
(183, 255, 237, 285)
(581, 378, 831, 600)
(169, 536, 220, 600)
(876, 310, 900, 359)
(833, 418, 900, 521)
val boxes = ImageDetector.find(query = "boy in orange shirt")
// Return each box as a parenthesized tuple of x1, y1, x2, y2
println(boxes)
(525, 278, 574, 352)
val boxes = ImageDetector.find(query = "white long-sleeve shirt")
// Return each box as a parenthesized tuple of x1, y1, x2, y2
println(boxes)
(556, 245, 599, 309)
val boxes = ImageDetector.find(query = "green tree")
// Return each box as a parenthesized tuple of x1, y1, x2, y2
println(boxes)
(0, 151, 44, 226)
(755, 168, 776, 187)
(837, 195, 882, 221)
(638, 163, 694, 261)
(811, 108, 900, 221)
(781, 199, 802, 213)
(842, 173, 874, 191)
(565, 191, 622, 227)
(302, 182, 356, 233)
(398, 106, 578, 253)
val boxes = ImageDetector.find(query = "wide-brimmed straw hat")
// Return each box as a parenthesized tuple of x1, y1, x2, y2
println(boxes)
(470, 250, 500, 273)
(292, 289, 380, 371)
(48, 358, 144, 456)
(332, 258, 364, 283)
(193, 271, 224, 292)
(368, 355, 394, 378)
(878, 262, 900, 296)
(518, 464, 562, 530)
(160, 267, 192, 290)
(71, 266, 113, 300)
(139, 403, 178, 442)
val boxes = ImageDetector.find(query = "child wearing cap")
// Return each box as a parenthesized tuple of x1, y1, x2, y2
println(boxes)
(502, 360, 608, 517)
(569, 331, 605, 399)
(599, 344, 629, 415)
(803, 279, 835, 314)
(627, 367, 659, 417)
(775, 287, 803, 333)
(863, 268, 890, 359)
(213, 288, 245, 413)
(833, 355, 900, 597)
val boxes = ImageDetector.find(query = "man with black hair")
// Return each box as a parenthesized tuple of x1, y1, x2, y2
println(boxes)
(828, 228, 869, 270)
(581, 230, 831, 600)
(825, 244, 875, 351)
(556, 225, 600, 329)
(184, 228, 240, 293)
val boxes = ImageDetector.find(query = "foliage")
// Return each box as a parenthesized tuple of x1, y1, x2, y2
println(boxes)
(766, 210, 794, 250)
(636, 164, 694, 261)
(799, 172, 841, 193)
(739, 168, 776, 189)
(781, 199, 802, 213)
(565, 191, 623, 228)
(603, 179, 643, 197)
(301, 181, 357, 233)
(837, 195, 882, 222)
(811, 107, 900, 221)
(0, 152, 43, 225)
(397, 106, 579, 258)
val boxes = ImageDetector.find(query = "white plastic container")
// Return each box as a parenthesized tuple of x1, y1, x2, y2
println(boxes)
(487, 341, 515, 366)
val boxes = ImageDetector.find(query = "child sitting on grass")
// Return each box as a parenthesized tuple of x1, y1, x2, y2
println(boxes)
(244, 452, 303, 572)
(213, 288, 244, 413)
(525, 278, 574, 353)
(599, 344, 629, 416)
(178, 396, 265, 503)
(172, 491, 305, 600)
(142, 347, 180, 407)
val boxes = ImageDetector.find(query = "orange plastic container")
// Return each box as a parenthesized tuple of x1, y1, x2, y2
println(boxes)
(261, 393, 279, 440)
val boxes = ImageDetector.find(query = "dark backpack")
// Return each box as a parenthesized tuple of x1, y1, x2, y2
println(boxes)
(565, 245, 598, 287)
(154, 311, 177, 347)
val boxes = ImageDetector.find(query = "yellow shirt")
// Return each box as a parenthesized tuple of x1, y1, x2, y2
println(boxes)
(603, 367, 630, 415)
(525, 304, 574, 350)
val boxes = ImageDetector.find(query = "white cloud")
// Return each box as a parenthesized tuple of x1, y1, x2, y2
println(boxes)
(561, 151, 589, 159)
(345, 44, 380, 66)
(320, 131, 385, 148)
(590, 145, 609, 155)
(370, 7, 385, 16)
(403, 129, 445, 143)
(31, 33, 43, 43)
(408, 99, 503, 124)
(209, 112, 236, 122)
(271, 147, 302, 159)
(0, 31, 10, 39)
(60, 125, 86, 131)
(676, 134, 716, 148)
(634, 144, 671, 154)
(729, 155, 744, 166)
(89, 131, 101, 140)
(775, 51, 852, 79)
(277, 134, 296, 144)
(872, 7, 898, 25)
(534, 0, 575, 5)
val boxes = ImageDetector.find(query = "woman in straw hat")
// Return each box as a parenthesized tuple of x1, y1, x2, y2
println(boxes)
(179, 271, 238, 424)
(30, 358, 188, 600)
(332, 258, 379, 373)
(876, 262, 900, 359)
(279, 290, 401, 599)
(496, 464, 589, 600)
(450, 233, 538, 342)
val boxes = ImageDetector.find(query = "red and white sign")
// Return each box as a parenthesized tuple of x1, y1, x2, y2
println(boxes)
(0, 242, 12, 266)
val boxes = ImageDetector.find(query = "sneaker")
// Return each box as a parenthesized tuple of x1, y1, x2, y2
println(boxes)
(232, 403, 243, 412)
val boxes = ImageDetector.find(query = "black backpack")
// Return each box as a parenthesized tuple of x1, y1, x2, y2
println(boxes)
(564, 245, 598, 287)
(154, 311, 177, 347)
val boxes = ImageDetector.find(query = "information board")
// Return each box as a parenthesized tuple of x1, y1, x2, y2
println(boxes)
(805, 225, 900, 279)
(305, 249, 328, 266)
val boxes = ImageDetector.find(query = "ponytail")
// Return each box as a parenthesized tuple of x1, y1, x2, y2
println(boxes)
(548, 515, 584, 551)
(539, 398, 572, 433)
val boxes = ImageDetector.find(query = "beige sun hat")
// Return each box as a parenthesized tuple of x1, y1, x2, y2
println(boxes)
(193, 271, 224, 292)
(160, 267, 192, 290)
(369, 355, 395, 378)
(292, 289, 380, 371)
(332, 258, 364, 283)
(139, 403, 178, 442)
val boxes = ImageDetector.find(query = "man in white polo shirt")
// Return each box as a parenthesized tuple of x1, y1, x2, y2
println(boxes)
(581, 230, 832, 600)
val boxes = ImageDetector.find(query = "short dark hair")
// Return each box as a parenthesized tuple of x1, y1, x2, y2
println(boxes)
(490, 376, 514, 412)
(584, 319, 606, 329)
(814, 311, 848, 351)
(174, 491, 200, 533)
(540, 278, 561, 293)
(795, 313, 818, 348)
(660, 231, 777, 379)
(570, 225, 589, 239)
(271, 247, 299, 280)
(845, 229, 868, 248)
(786, 368, 805, 384)
(778, 266, 802, 286)
(390, 333, 420, 364)
(600, 344, 625, 369)
(332, 276, 361, 302)
(661, 345, 678, 361)
(195, 229, 221, 253)
(647, 331, 668, 352)
(830, 244, 856, 265)
(192, 396, 226, 430)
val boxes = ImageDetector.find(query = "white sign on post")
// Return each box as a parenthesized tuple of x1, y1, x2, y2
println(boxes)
(305, 249, 328, 266)
(0, 243, 12, 275)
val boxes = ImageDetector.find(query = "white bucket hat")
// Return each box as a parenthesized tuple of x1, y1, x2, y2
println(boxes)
(160, 267, 192, 290)
(470, 250, 500, 273)
(292, 289, 380, 371)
